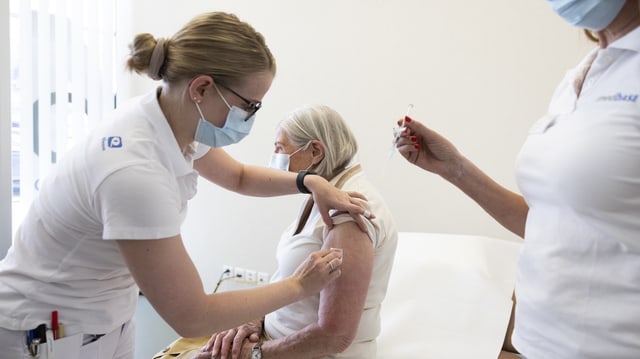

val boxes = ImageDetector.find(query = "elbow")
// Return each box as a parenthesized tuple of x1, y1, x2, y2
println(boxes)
(162, 307, 210, 338)
(172, 325, 200, 339)
(167, 317, 203, 338)
(333, 336, 355, 354)
(317, 325, 356, 354)
(329, 333, 355, 354)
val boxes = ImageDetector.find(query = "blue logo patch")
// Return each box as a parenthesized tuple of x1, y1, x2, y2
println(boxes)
(102, 136, 123, 151)
(596, 93, 638, 103)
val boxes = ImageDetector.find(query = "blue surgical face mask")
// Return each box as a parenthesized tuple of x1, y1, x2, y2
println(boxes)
(268, 142, 311, 171)
(548, 0, 626, 31)
(193, 102, 255, 148)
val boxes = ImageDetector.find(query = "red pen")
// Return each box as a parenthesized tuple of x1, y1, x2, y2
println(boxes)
(51, 310, 59, 340)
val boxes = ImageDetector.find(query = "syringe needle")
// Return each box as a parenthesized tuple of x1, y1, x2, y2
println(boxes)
(402, 104, 414, 128)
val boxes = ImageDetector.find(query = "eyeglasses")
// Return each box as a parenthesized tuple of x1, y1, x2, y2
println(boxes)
(217, 83, 262, 121)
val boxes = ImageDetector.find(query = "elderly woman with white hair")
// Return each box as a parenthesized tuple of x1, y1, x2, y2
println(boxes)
(197, 104, 398, 359)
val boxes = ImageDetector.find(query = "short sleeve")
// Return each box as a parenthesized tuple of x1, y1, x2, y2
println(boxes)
(95, 163, 184, 240)
(192, 142, 211, 161)
(325, 210, 378, 247)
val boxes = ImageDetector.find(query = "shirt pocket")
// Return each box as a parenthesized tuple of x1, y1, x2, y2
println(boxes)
(34, 333, 82, 359)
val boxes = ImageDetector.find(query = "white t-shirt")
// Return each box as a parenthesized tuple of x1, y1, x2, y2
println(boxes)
(264, 165, 398, 359)
(513, 27, 640, 358)
(0, 89, 206, 335)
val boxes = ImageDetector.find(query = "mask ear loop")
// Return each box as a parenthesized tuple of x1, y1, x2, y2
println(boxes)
(304, 162, 315, 171)
(289, 141, 312, 157)
(194, 101, 207, 120)
(288, 141, 317, 171)
(301, 141, 319, 171)
(212, 83, 232, 110)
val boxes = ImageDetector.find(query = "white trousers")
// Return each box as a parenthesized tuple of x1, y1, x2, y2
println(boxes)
(0, 319, 135, 359)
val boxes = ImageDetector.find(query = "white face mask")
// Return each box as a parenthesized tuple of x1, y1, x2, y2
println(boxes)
(548, 0, 626, 31)
(193, 83, 256, 148)
(194, 103, 255, 148)
(268, 142, 311, 171)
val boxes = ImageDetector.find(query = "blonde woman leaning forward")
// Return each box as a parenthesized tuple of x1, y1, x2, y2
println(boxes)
(0, 12, 370, 359)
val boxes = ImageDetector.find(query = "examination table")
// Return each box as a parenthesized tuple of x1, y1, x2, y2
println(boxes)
(377, 232, 521, 358)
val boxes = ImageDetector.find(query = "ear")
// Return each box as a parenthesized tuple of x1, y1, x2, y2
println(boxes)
(309, 140, 325, 164)
(188, 75, 214, 103)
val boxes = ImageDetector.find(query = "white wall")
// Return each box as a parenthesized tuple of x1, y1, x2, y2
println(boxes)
(121, 0, 594, 356)
(122, 0, 593, 282)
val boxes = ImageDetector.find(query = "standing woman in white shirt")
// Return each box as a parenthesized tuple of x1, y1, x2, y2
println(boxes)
(0, 12, 368, 359)
(396, 1, 640, 358)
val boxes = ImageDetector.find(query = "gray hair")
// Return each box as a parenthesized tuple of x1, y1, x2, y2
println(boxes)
(277, 105, 358, 179)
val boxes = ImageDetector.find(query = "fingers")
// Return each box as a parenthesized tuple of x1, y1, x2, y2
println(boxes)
(343, 194, 374, 232)
(311, 248, 343, 273)
(210, 332, 225, 357)
(396, 116, 429, 145)
(209, 330, 236, 359)
(235, 326, 258, 343)
(351, 201, 373, 221)
(396, 116, 413, 127)
(201, 332, 223, 357)
(319, 248, 343, 274)
(351, 212, 369, 233)
(220, 330, 236, 359)
(395, 125, 422, 165)
(201, 334, 216, 352)
(294, 248, 344, 296)
(319, 206, 334, 230)
(327, 267, 342, 281)
(317, 247, 343, 259)
(346, 190, 368, 202)
(205, 325, 260, 359)
(231, 331, 249, 358)
(402, 116, 425, 133)
(397, 140, 421, 163)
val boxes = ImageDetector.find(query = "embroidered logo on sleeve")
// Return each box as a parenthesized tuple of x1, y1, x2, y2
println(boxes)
(596, 93, 638, 103)
(101, 136, 123, 150)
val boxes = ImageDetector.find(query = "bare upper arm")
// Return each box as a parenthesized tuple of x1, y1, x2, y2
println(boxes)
(116, 236, 207, 330)
(193, 147, 243, 191)
(317, 220, 374, 336)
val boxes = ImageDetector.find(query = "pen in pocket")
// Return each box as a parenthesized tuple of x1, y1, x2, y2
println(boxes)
(51, 310, 59, 340)
(26, 323, 46, 357)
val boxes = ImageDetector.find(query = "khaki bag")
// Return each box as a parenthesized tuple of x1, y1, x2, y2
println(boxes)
(152, 336, 210, 359)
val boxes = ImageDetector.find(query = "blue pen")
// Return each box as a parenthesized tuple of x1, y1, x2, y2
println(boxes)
(27, 329, 40, 357)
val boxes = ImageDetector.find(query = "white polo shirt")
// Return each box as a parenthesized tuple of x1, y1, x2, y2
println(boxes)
(0, 89, 205, 335)
(513, 27, 640, 358)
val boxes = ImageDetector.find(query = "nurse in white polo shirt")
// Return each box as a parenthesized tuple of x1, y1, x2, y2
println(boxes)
(0, 11, 367, 359)
(395, 1, 640, 358)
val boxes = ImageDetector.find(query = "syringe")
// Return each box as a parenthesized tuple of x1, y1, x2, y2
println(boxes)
(389, 104, 414, 159)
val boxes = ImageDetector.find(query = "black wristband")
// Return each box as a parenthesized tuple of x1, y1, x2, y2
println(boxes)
(296, 170, 314, 194)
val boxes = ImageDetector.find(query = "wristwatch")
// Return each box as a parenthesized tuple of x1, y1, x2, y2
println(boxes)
(251, 343, 262, 359)
(296, 170, 315, 194)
